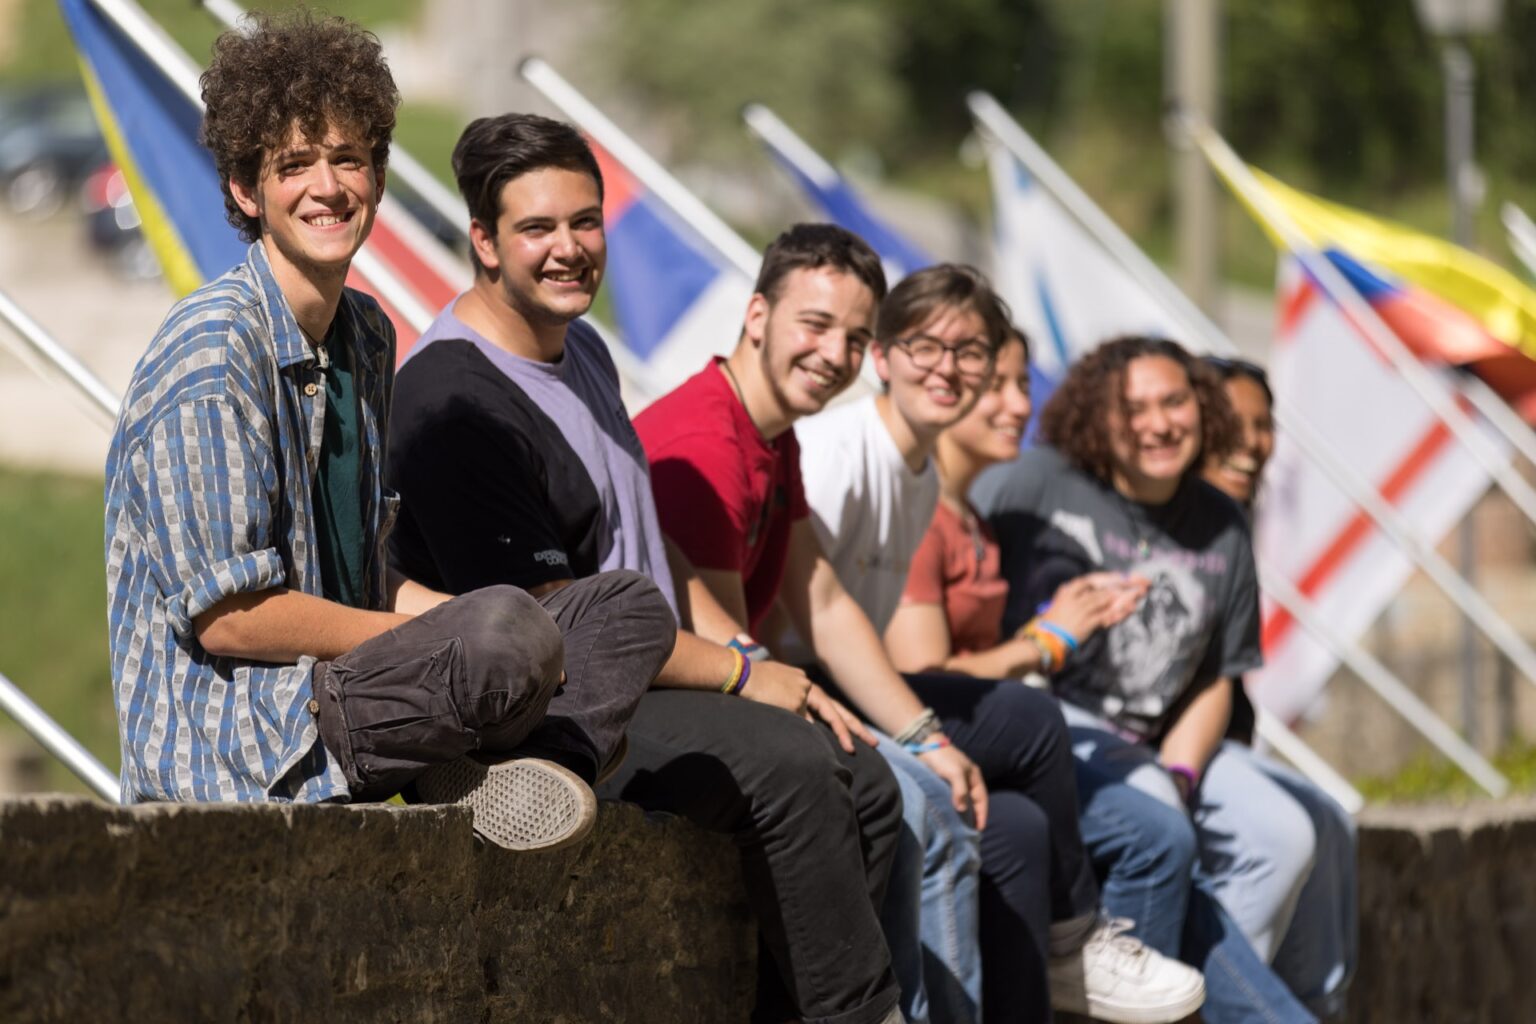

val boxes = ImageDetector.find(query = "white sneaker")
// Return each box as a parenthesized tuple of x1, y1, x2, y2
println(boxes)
(1048, 916, 1206, 1024)
(415, 756, 598, 852)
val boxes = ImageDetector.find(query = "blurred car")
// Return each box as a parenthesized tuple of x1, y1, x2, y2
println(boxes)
(0, 86, 109, 219)
(80, 161, 160, 281)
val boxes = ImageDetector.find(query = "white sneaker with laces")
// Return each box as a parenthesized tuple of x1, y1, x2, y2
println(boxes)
(415, 756, 598, 852)
(1048, 916, 1206, 1024)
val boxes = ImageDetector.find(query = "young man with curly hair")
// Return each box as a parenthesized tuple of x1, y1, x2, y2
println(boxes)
(104, 12, 674, 853)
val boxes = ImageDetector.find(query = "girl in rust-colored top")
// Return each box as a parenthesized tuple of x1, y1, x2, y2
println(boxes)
(888, 331, 1145, 678)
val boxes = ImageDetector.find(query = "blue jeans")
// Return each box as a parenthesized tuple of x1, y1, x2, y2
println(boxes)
(875, 733, 983, 1024)
(1066, 705, 1317, 1024)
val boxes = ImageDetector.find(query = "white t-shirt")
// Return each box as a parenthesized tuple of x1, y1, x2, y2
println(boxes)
(798, 395, 940, 635)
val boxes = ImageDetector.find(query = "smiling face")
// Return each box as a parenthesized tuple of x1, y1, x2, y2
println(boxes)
(230, 121, 382, 288)
(471, 166, 606, 329)
(745, 265, 878, 420)
(947, 336, 1031, 465)
(873, 303, 993, 435)
(1204, 374, 1275, 506)
(1106, 354, 1202, 503)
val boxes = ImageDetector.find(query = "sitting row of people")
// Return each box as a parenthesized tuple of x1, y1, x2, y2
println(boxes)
(103, 11, 1354, 1024)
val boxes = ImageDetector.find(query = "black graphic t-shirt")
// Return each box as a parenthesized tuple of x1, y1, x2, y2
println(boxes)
(973, 445, 1262, 739)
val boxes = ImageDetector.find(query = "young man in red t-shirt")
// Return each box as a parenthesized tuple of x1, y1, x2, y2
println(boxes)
(636, 225, 1204, 1024)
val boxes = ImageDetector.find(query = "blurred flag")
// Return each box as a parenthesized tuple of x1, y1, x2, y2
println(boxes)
(1250, 257, 1506, 721)
(58, 0, 471, 354)
(743, 103, 929, 281)
(1248, 171, 1536, 421)
(592, 143, 753, 399)
(980, 133, 1180, 428)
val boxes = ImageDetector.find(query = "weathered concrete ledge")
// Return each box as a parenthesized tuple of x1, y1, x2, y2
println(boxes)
(3, 795, 1535, 1022)
(1354, 798, 1536, 1023)
(0, 796, 756, 1023)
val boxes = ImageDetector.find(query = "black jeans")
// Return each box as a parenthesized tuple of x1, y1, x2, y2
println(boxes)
(316, 571, 675, 800)
(598, 690, 903, 1024)
(819, 670, 1100, 1024)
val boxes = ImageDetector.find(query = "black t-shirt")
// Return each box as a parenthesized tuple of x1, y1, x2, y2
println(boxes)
(972, 445, 1263, 739)
(385, 315, 673, 601)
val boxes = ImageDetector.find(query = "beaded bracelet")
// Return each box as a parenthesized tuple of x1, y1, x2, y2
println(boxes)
(904, 735, 952, 755)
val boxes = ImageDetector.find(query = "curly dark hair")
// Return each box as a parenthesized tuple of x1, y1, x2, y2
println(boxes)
(200, 8, 400, 242)
(1039, 335, 1239, 486)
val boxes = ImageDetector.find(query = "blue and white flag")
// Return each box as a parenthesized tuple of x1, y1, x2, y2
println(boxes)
(744, 103, 929, 282)
(982, 133, 1180, 424)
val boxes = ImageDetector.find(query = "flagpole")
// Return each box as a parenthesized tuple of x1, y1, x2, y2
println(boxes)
(968, 90, 1536, 694)
(1184, 114, 1536, 531)
(1258, 569, 1509, 797)
(1253, 712, 1366, 814)
(0, 284, 119, 425)
(0, 671, 119, 803)
(741, 104, 842, 188)
(519, 58, 762, 279)
(1505, 202, 1536, 281)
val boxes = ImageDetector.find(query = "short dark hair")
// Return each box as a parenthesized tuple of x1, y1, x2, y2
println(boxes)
(451, 113, 603, 274)
(1040, 335, 1238, 485)
(201, 9, 399, 243)
(876, 263, 1012, 353)
(753, 223, 887, 306)
(1203, 355, 1274, 408)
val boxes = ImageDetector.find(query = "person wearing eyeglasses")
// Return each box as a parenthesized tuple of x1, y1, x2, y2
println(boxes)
(1201, 356, 1358, 1021)
(793, 265, 1204, 1024)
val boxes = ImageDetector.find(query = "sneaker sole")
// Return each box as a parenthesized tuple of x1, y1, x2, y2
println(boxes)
(1080, 979, 1206, 1024)
(415, 757, 598, 853)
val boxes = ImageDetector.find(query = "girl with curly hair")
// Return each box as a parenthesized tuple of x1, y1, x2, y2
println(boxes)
(969, 336, 1323, 1021)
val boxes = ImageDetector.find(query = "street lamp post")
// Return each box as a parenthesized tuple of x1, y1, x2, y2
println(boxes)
(1413, 0, 1502, 747)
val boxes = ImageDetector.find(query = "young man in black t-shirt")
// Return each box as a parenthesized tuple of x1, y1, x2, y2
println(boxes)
(387, 113, 904, 1024)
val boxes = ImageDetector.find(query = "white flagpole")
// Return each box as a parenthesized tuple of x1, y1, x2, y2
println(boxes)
(1504, 202, 1536, 281)
(1253, 711, 1367, 815)
(0, 284, 119, 425)
(0, 671, 119, 802)
(741, 103, 842, 189)
(968, 91, 1536, 693)
(519, 57, 762, 279)
(1183, 114, 1536, 530)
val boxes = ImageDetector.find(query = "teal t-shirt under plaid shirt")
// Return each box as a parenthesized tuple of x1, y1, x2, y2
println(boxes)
(314, 330, 367, 609)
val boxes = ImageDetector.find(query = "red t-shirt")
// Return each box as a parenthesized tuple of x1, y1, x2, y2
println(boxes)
(900, 499, 1010, 655)
(635, 359, 810, 632)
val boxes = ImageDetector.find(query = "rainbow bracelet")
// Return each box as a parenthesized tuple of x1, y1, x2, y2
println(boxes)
(721, 648, 752, 696)
(904, 735, 952, 755)
(1034, 619, 1081, 653)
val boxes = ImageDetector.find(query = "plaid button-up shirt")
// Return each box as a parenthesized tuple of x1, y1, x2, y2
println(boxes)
(105, 243, 398, 804)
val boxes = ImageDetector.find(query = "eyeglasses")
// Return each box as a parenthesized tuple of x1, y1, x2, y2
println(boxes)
(892, 334, 995, 377)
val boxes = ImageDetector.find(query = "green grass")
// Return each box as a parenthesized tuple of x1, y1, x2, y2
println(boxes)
(0, 467, 117, 795)
(1355, 738, 1536, 804)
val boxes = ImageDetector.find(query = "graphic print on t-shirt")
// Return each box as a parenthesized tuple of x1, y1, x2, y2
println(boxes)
(1104, 556, 1207, 710)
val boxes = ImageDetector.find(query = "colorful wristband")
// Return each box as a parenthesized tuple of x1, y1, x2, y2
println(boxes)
(904, 735, 952, 755)
(1034, 619, 1080, 653)
(728, 635, 770, 662)
(1164, 763, 1200, 801)
(721, 648, 746, 695)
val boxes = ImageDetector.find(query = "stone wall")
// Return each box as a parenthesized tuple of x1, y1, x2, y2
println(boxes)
(1354, 798, 1536, 1024)
(0, 797, 756, 1023)
(2, 795, 1534, 1022)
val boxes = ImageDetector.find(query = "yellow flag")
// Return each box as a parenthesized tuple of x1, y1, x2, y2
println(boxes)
(1249, 169, 1536, 361)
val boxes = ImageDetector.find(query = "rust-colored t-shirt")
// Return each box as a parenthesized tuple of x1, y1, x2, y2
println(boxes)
(900, 499, 1009, 655)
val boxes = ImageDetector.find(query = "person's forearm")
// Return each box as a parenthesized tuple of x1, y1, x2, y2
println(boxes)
(814, 593, 928, 736)
(387, 570, 451, 616)
(1158, 678, 1233, 776)
(655, 629, 739, 690)
(941, 638, 1046, 679)
(194, 588, 410, 663)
